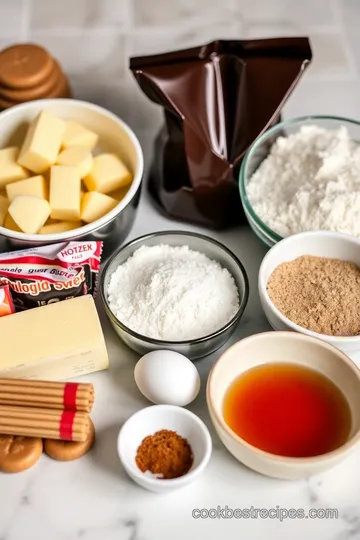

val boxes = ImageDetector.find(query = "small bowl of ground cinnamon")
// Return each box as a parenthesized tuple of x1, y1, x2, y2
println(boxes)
(258, 230, 360, 357)
(117, 404, 212, 493)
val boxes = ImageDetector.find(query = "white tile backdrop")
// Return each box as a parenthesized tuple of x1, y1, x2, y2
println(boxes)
(0, 0, 359, 139)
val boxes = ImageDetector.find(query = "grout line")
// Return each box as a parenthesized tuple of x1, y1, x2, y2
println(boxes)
(331, 0, 359, 78)
(330, 0, 346, 31)
(125, 0, 134, 31)
(30, 27, 128, 37)
(21, 0, 32, 41)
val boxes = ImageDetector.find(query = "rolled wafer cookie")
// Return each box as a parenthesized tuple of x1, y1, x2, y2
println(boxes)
(44, 420, 95, 461)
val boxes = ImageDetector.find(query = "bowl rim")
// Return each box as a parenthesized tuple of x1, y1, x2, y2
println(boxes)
(100, 230, 250, 346)
(117, 404, 212, 487)
(206, 331, 360, 464)
(0, 98, 144, 241)
(258, 230, 360, 344)
(238, 114, 360, 243)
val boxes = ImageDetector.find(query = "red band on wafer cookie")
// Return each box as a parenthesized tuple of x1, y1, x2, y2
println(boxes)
(63, 382, 79, 411)
(59, 410, 76, 440)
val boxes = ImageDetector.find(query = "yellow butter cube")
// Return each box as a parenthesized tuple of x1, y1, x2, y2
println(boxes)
(44, 217, 58, 225)
(50, 166, 81, 221)
(39, 220, 82, 234)
(18, 110, 66, 173)
(57, 146, 93, 178)
(9, 196, 51, 234)
(62, 121, 98, 150)
(84, 153, 132, 194)
(81, 191, 118, 223)
(4, 213, 22, 232)
(0, 195, 9, 226)
(108, 185, 130, 201)
(0, 147, 29, 189)
(6, 175, 47, 202)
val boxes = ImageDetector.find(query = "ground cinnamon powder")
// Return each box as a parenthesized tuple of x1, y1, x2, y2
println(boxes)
(267, 255, 360, 336)
(135, 429, 193, 479)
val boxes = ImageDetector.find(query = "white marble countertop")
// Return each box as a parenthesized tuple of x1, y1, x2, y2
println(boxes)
(1, 188, 360, 540)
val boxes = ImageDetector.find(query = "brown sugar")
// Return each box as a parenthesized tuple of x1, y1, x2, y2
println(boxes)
(135, 429, 193, 479)
(267, 255, 360, 336)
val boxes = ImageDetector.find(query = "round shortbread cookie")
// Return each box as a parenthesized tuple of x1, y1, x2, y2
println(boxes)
(0, 435, 43, 473)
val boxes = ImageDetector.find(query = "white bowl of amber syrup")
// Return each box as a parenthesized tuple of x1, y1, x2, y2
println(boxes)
(258, 230, 360, 357)
(207, 332, 360, 479)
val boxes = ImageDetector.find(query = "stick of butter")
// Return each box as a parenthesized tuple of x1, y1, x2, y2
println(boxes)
(0, 295, 109, 380)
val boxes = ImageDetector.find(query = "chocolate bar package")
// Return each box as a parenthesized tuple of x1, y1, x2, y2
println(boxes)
(130, 38, 312, 228)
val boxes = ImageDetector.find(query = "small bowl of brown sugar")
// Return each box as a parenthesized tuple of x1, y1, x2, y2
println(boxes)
(258, 231, 360, 357)
(117, 404, 212, 492)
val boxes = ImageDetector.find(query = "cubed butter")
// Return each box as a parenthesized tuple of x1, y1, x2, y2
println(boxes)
(81, 191, 118, 223)
(108, 185, 130, 201)
(56, 146, 93, 178)
(8, 196, 51, 234)
(44, 217, 58, 225)
(50, 165, 81, 221)
(0, 195, 9, 227)
(84, 153, 132, 194)
(4, 213, 21, 232)
(62, 121, 98, 150)
(0, 147, 29, 189)
(39, 220, 82, 234)
(18, 110, 66, 173)
(6, 175, 47, 202)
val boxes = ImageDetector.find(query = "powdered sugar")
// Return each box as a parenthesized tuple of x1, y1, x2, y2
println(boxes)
(247, 125, 360, 237)
(107, 244, 239, 341)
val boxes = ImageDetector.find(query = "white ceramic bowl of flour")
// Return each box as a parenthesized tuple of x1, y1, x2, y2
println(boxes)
(100, 231, 249, 360)
(258, 230, 360, 358)
(239, 115, 360, 247)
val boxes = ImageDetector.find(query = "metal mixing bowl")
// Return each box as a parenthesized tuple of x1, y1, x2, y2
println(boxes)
(0, 99, 144, 258)
(100, 231, 249, 361)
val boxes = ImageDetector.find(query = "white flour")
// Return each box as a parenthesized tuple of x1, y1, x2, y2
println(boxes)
(107, 244, 239, 341)
(247, 125, 360, 237)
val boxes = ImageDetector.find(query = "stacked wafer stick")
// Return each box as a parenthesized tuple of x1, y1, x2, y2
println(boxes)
(0, 379, 94, 442)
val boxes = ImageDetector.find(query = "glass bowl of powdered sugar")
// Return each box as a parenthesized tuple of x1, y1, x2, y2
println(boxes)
(239, 115, 360, 247)
(100, 231, 249, 360)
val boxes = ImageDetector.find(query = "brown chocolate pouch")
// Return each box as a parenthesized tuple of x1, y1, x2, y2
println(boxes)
(130, 38, 312, 228)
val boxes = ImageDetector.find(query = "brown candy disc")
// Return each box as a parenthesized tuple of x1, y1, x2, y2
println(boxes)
(44, 420, 95, 461)
(46, 66, 72, 98)
(0, 61, 61, 102)
(0, 435, 43, 473)
(0, 44, 55, 89)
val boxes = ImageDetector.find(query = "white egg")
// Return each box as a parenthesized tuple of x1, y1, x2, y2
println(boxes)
(134, 350, 201, 406)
